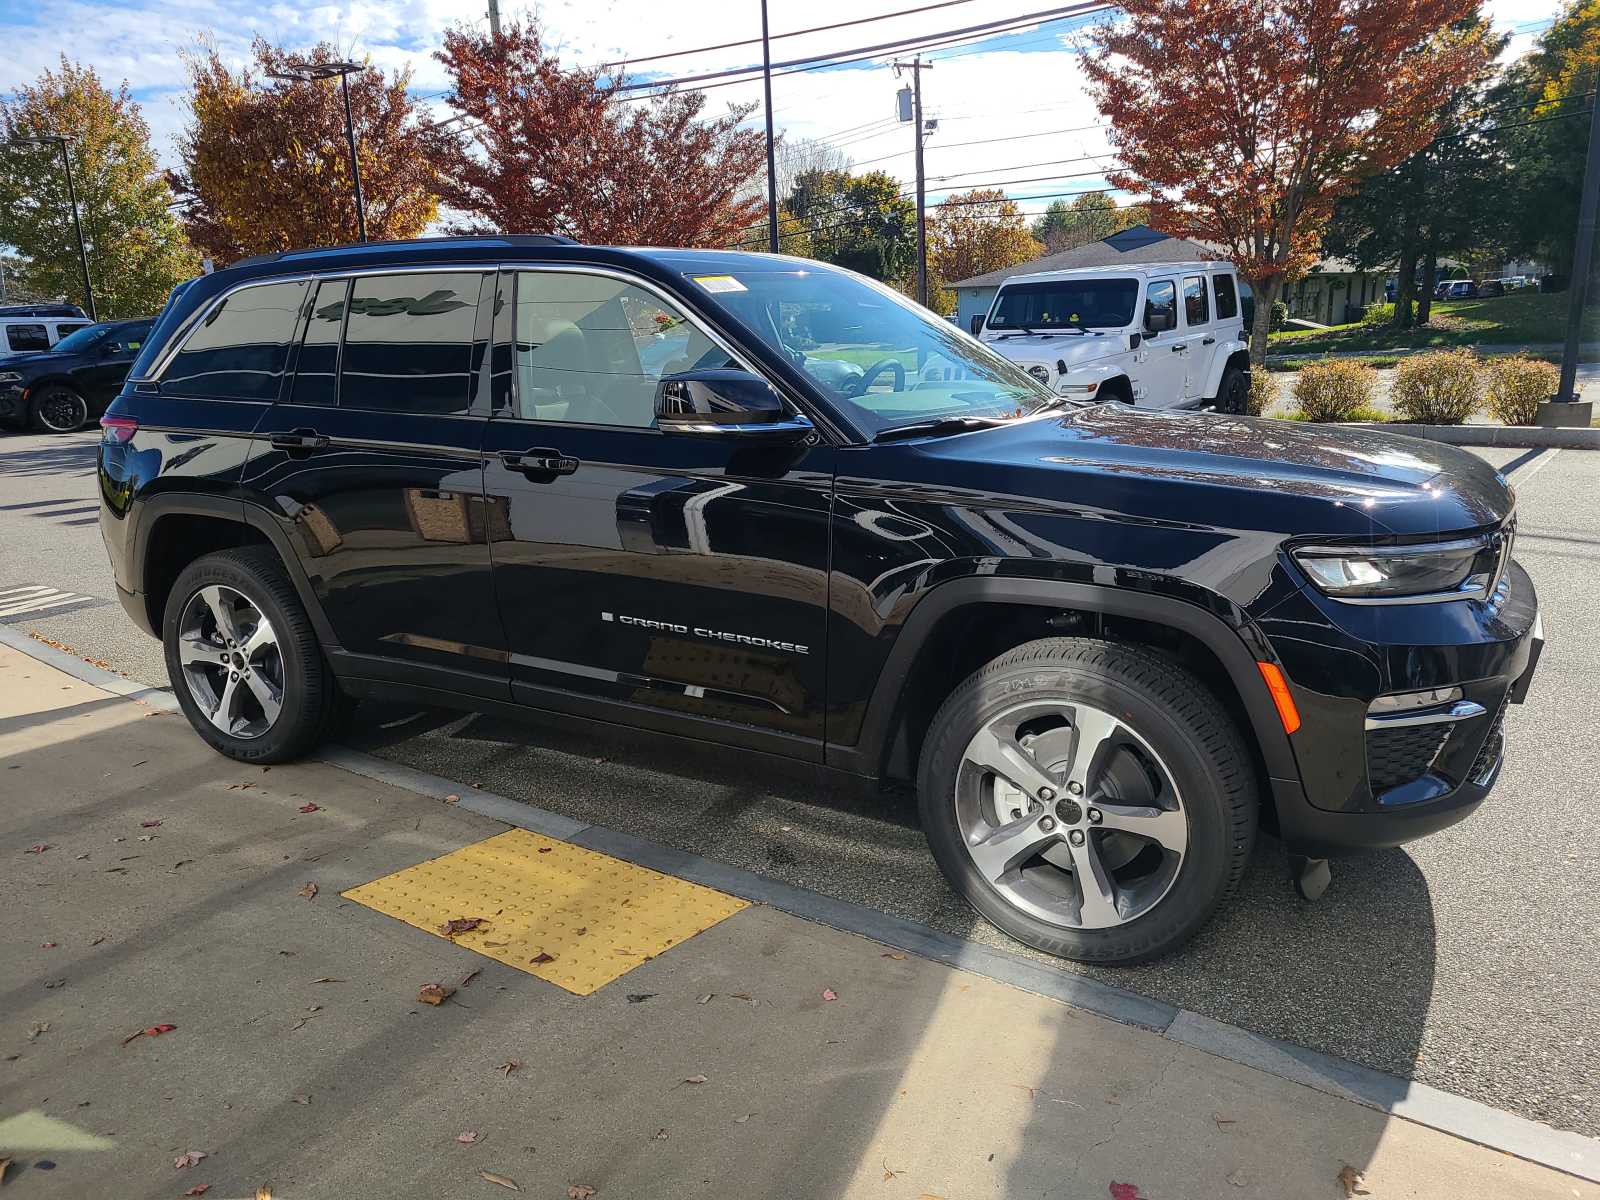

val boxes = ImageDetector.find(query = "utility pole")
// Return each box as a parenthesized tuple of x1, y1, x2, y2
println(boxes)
(6, 134, 95, 320)
(761, 0, 779, 253)
(1556, 93, 1600, 408)
(267, 61, 369, 243)
(894, 57, 932, 308)
(487, 0, 502, 38)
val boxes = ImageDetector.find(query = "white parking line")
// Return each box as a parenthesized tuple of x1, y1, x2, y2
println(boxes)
(0, 585, 101, 620)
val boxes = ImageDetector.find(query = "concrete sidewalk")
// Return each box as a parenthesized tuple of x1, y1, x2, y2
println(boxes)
(2, 642, 1593, 1200)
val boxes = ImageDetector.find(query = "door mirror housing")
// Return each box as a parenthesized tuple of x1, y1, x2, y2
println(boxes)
(1143, 306, 1176, 335)
(655, 369, 813, 441)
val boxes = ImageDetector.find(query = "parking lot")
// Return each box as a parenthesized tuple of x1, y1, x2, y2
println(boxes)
(3, 426, 1596, 1140)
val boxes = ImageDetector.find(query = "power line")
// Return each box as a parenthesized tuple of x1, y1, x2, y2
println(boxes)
(598, 0, 984, 68)
(615, 2, 1112, 93)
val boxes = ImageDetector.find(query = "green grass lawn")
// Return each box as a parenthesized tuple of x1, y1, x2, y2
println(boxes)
(1267, 291, 1587, 355)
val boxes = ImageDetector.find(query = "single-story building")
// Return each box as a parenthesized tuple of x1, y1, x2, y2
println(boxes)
(948, 226, 1220, 334)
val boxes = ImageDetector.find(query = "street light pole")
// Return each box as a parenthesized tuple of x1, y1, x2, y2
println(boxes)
(5, 134, 96, 320)
(268, 61, 369, 244)
(761, 0, 779, 253)
(1556, 94, 1600, 406)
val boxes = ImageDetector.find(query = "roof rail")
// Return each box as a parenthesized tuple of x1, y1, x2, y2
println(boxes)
(230, 234, 581, 271)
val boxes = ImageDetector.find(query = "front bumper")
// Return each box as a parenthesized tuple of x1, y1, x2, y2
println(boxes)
(1260, 559, 1542, 856)
(0, 385, 25, 421)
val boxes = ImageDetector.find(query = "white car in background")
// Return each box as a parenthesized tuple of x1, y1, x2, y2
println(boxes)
(977, 261, 1253, 412)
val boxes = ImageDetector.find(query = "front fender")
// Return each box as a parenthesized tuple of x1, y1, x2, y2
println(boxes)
(1054, 359, 1129, 398)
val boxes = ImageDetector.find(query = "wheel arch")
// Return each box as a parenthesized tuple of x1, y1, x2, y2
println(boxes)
(828, 576, 1297, 805)
(1203, 344, 1252, 399)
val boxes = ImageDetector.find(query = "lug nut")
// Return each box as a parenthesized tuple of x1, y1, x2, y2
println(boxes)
(1038, 816, 1057, 832)
(1068, 829, 1086, 846)
(1088, 808, 1103, 825)
(1068, 781, 1083, 796)
(1010, 808, 1022, 821)
(1037, 786, 1055, 801)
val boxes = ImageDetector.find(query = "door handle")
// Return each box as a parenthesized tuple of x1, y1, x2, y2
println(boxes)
(270, 428, 329, 452)
(1169, 344, 1187, 354)
(500, 447, 579, 477)
(1202, 336, 1216, 346)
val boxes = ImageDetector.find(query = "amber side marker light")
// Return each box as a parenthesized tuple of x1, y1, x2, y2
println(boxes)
(1256, 661, 1301, 735)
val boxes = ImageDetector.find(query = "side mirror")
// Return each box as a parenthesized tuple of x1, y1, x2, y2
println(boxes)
(971, 315, 985, 336)
(1144, 306, 1176, 335)
(655, 369, 813, 441)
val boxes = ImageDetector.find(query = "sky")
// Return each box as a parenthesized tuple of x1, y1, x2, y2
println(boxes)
(0, 0, 1572, 224)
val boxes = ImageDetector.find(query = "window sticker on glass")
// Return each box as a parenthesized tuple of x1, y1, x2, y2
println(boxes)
(693, 275, 747, 293)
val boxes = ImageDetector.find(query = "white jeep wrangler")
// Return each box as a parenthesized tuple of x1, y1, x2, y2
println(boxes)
(977, 261, 1253, 412)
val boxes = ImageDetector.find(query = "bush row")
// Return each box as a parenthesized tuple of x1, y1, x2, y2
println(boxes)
(1290, 352, 1559, 425)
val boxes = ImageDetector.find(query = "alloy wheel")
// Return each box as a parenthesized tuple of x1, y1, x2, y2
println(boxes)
(953, 698, 1188, 930)
(176, 584, 285, 740)
(36, 389, 87, 433)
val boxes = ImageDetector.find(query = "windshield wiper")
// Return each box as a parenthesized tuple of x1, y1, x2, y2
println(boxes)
(872, 416, 1007, 443)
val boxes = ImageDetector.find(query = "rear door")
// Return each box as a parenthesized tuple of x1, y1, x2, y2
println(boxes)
(479, 266, 832, 758)
(245, 269, 507, 698)
(74, 322, 152, 409)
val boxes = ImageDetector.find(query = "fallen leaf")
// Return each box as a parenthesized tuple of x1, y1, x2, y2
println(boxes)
(537, 847, 552, 854)
(733, 1113, 753, 1124)
(0, 1154, 10, 1184)
(26, 844, 50, 854)
(141, 820, 162, 828)
(682, 1074, 708, 1085)
(478, 1170, 521, 1191)
(255, 1187, 273, 1200)
(697, 993, 714, 1004)
(651, 1128, 668, 1141)
(626, 993, 656, 1004)
(528, 952, 555, 965)
(881, 952, 906, 960)
(572, 927, 588, 937)
(439, 917, 487, 937)
(418, 983, 455, 1006)
(882, 1160, 903, 1181)
(123, 1023, 177, 1047)
(183, 1186, 211, 1196)
(105, 867, 128, 874)
(297, 803, 320, 814)
(456, 1130, 481, 1144)
(497, 1059, 521, 1077)
(173, 859, 196, 869)
(566, 1187, 595, 1199)
(1213, 1112, 1237, 1130)
(1226, 1168, 1248, 1187)
(310, 977, 345, 984)
(40, 942, 57, 949)
(91, 936, 106, 946)
(1338, 1165, 1371, 1197)
(44, 979, 65, 989)
(444, 794, 461, 805)
(174, 1150, 208, 1169)
(459, 968, 482, 988)
(291, 1094, 311, 1105)
(76, 853, 90, 860)
(296, 882, 318, 900)
(27, 1021, 49, 1040)
(822, 988, 838, 1001)
(918, 1195, 947, 1200)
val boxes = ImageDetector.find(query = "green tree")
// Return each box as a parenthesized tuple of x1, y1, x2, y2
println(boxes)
(1030, 193, 1148, 252)
(0, 57, 197, 318)
(781, 169, 916, 281)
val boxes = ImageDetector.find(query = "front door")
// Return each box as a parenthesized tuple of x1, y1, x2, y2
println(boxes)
(244, 269, 507, 698)
(76, 323, 151, 407)
(1136, 278, 1187, 408)
(480, 268, 832, 759)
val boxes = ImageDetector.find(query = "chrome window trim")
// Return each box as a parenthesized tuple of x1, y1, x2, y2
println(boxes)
(1364, 699, 1487, 731)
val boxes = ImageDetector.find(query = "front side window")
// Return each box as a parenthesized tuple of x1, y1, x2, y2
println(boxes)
(162, 280, 309, 401)
(49, 323, 110, 355)
(1145, 279, 1177, 330)
(512, 271, 732, 426)
(987, 278, 1139, 331)
(1183, 275, 1210, 326)
(691, 264, 1055, 436)
(339, 273, 484, 415)
(6, 323, 48, 352)
(1213, 274, 1239, 320)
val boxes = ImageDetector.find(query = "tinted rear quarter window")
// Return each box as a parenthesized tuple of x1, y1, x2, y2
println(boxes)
(1213, 274, 1239, 320)
(338, 273, 484, 415)
(162, 280, 309, 401)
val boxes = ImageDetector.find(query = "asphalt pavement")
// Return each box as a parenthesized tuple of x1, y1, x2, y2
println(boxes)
(2, 426, 1596, 1140)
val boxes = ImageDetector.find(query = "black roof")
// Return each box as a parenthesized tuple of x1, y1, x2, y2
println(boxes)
(0, 303, 88, 318)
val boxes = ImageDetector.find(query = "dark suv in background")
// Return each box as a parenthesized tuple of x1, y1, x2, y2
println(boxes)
(1, 318, 154, 432)
(97, 237, 1541, 964)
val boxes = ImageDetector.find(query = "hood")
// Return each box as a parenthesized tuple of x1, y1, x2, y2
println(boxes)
(985, 331, 1122, 367)
(911, 403, 1512, 539)
(0, 350, 66, 371)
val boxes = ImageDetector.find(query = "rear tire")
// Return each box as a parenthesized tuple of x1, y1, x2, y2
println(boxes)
(917, 637, 1256, 964)
(1216, 367, 1248, 415)
(30, 385, 88, 433)
(162, 547, 345, 763)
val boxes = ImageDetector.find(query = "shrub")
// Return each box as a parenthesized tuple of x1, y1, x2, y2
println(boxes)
(1269, 300, 1289, 331)
(1284, 405, 1388, 423)
(1292, 359, 1378, 422)
(1390, 349, 1481, 425)
(1360, 301, 1395, 327)
(1483, 355, 1558, 426)
(1245, 369, 1275, 416)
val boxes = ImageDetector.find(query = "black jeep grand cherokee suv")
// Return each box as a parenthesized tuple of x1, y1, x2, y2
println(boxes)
(98, 237, 1541, 964)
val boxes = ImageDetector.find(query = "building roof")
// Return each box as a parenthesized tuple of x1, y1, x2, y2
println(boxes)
(949, 225, 1219, 289)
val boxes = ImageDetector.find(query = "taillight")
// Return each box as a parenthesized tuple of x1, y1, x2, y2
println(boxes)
(100, 414, 138, 444)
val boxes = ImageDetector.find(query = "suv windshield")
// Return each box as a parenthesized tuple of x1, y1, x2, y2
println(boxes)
(49, 323, 111, 355)
(689, 265, 1055, 436)
(988, 279, 1139, 331)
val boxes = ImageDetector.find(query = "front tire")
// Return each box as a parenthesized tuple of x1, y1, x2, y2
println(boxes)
(162, 547, 344, 763)
(917, 637, 1256, 964)
(30, 385, 89, 433)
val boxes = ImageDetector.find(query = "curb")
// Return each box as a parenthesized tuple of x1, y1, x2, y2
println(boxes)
(1343, 421, 1600, 450)
(2, 624, 1595, 1185)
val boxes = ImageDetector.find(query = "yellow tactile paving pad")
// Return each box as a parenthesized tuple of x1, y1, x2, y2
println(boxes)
(342, 829, 749, 995)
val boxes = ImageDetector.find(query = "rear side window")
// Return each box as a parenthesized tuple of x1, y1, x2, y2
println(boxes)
(55, 323, 91, 339)
(162, 280, 309, 401)
(1182, 275, 1210, 326)
(1213, 274, 1239, 320)
(293, 278, 347, 407)
(338, 272, 483, 415)
(6, 323, 48, 351)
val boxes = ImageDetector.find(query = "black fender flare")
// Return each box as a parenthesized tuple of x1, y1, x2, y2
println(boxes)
(825, 575, 1298, 785)
(130, 491, 342, 650)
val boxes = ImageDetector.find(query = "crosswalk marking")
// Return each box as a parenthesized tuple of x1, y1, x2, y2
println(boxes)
(0, 584, 106, 622)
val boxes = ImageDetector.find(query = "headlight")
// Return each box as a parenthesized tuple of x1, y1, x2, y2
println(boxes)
(1292, 535, 1502, 600)
(0, 372, 21, 384)
(1026, 364, 1051, 384)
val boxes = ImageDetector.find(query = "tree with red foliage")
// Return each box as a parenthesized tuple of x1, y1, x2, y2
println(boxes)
(425, 22, 767, 247)
(1083, 0, 1493, 362)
